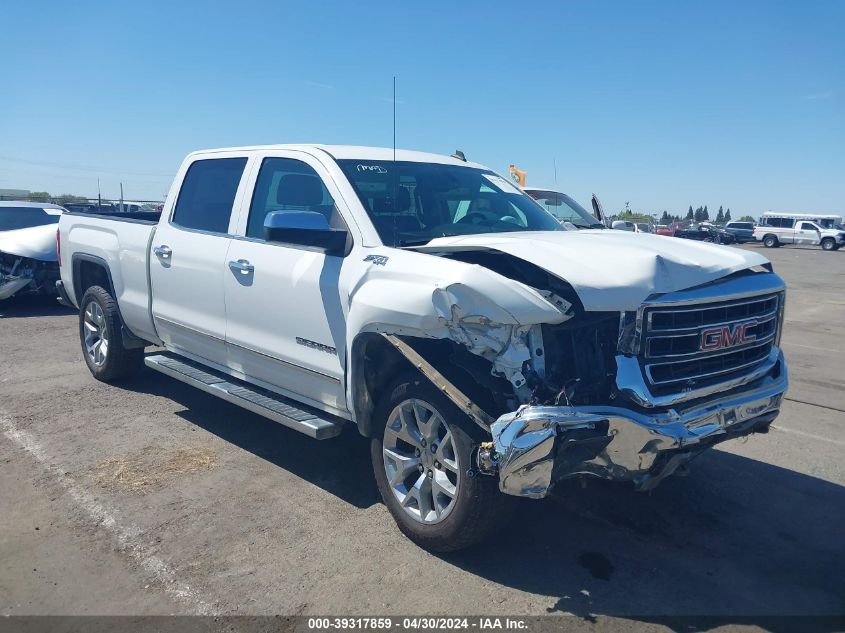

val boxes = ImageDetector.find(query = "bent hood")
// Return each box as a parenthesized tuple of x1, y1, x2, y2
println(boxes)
(414, 230, 770, 311)
(0, 224, 59, 261)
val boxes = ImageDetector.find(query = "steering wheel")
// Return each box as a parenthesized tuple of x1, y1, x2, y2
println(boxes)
(457, 212, 491, 224)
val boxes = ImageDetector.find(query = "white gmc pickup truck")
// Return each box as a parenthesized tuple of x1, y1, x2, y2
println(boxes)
(58, 145, 789, 551)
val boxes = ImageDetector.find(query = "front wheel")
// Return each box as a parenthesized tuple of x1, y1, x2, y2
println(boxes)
(79, 285, 144, 382)
(821, 237, 836, 251)
(370, 372, 504, 551)
(763, 235, 778, 248)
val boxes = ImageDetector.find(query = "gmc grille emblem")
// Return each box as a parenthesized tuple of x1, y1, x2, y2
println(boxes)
(700, 320, 757, 351)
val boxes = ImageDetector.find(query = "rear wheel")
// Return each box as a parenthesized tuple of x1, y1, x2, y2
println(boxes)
(763, 235, 778, 248)
(370, 372, 504, 551)
(79, 285, 144, 382)
(821, 237, 836, 251)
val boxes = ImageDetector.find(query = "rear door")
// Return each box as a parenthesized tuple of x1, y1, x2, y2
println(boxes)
(223, 151, 353, 415)
(150, 154, 251, 366)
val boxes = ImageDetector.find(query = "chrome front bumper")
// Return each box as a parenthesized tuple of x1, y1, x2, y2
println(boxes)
(486, 349, 788, 498)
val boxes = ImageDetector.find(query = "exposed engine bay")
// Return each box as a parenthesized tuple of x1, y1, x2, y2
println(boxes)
(0, 251, 60, 300)
(427, 250, 619, 412)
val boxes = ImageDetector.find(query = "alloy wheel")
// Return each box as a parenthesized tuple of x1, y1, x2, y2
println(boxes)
(382, 399, 460, 524)
(83, 301, 109, 366)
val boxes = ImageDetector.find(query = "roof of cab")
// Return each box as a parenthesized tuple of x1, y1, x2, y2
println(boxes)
(187, 144, 487, 169)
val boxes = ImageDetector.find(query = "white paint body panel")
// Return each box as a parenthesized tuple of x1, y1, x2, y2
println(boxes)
(0, 224, 61, 261)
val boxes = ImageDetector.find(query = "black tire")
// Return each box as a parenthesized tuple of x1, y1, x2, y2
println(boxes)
(79, 285, 144, 382)
(763, 234, 778, 248)
(370, 371, 505, 552)
(821, 237, 836, 251)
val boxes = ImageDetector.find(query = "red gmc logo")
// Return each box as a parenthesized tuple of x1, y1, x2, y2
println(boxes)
(700, 320, 757, 351)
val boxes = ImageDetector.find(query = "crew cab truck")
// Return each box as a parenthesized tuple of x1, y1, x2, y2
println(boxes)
(754, 217, 844, 250)
(58, 145, 789, 551)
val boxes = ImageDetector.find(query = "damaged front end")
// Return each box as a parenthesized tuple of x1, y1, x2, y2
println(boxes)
(474, 272, 789, 498)
(0, 251, 59, 300)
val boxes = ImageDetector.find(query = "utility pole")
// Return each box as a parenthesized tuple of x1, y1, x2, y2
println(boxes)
(120, 182, 124, 213)
(97, 178, 102, 210)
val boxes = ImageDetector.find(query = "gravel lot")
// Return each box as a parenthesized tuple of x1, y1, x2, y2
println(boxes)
(1, 243, 843, 628)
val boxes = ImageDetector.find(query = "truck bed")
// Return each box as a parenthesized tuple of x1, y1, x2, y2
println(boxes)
(59, 211, 160, 344)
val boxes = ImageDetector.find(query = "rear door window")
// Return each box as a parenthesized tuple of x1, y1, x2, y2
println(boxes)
(171, 158, 247, 233)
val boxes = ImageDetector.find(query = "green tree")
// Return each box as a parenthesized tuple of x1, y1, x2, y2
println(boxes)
(702, 205, 710, 221)
(715, 206, 724, 224)
(686, 205, 694, 220)
(694, 206, 703, 222)
(739, 215, 755, 222)
(55, 194, 88, 205)
(725, 208, 732, 222)
(27, 191, 51, 202)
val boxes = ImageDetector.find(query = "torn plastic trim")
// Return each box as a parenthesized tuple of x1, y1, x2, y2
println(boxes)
(481, 349, 788, 498)
(430, 283, 572, 401)
(382, 334, 494, 431)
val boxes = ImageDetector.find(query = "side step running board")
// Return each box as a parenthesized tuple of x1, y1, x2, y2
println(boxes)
(144, 353, 344, 440)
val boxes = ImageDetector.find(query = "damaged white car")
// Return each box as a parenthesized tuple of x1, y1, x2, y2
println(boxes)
(0, 202, 64, 300)
(58, 145, 788, 551)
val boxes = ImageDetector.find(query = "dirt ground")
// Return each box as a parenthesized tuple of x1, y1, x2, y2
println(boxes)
(1, 244, 843, 630)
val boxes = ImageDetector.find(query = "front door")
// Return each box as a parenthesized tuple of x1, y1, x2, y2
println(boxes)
(223, 153, 350, 415)
(795, 221, 820, 245)
(150, 155, 250, 366)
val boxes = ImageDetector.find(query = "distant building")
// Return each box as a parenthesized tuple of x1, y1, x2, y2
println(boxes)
(0, 188, 30, 200)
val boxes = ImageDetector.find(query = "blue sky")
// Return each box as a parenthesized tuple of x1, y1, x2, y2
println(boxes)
(2, 1, 842, 218)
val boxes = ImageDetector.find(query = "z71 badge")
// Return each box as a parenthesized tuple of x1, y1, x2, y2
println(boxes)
(363, 254, 389, 266)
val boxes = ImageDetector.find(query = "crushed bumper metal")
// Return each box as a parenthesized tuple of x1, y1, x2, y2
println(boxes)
(486, 350, 788, 498)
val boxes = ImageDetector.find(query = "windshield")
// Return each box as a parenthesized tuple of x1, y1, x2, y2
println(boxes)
(525, 190, 603, 229)
(636, 223, 653, 233)
(337, 160, 563, 246)
(0, 206, 60, 231)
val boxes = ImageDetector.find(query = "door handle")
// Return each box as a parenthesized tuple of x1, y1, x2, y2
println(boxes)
(229, 259, 254, 275)
(154, 245, 172, 259)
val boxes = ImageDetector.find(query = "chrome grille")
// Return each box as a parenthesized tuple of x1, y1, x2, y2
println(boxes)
(641, 292, 781, 392)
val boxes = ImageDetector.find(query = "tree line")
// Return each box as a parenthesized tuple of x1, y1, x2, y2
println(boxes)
(659, 205, 755, 224)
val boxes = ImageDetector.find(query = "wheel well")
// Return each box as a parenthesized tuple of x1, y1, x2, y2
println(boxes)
(350, 332, 507, 438)
(73, 258, 113, 304)
(350, 333, 410, 437)
(763, 233, 778, 243)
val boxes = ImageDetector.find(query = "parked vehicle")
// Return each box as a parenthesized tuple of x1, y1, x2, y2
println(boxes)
(0, 202, 65, 300)
(655, 224, 673, 236)
(754, 218, 844, 251)
(673, 224, 736, 244)
(58, 145, 789, 551)
(723, 221, 756, 243)
(522, 188, 605, 230)
(760, 212, 842, 230)
(611, 220, 654, 234)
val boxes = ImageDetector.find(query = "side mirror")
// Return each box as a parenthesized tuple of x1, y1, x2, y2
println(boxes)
(263, 211, 348, 255)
